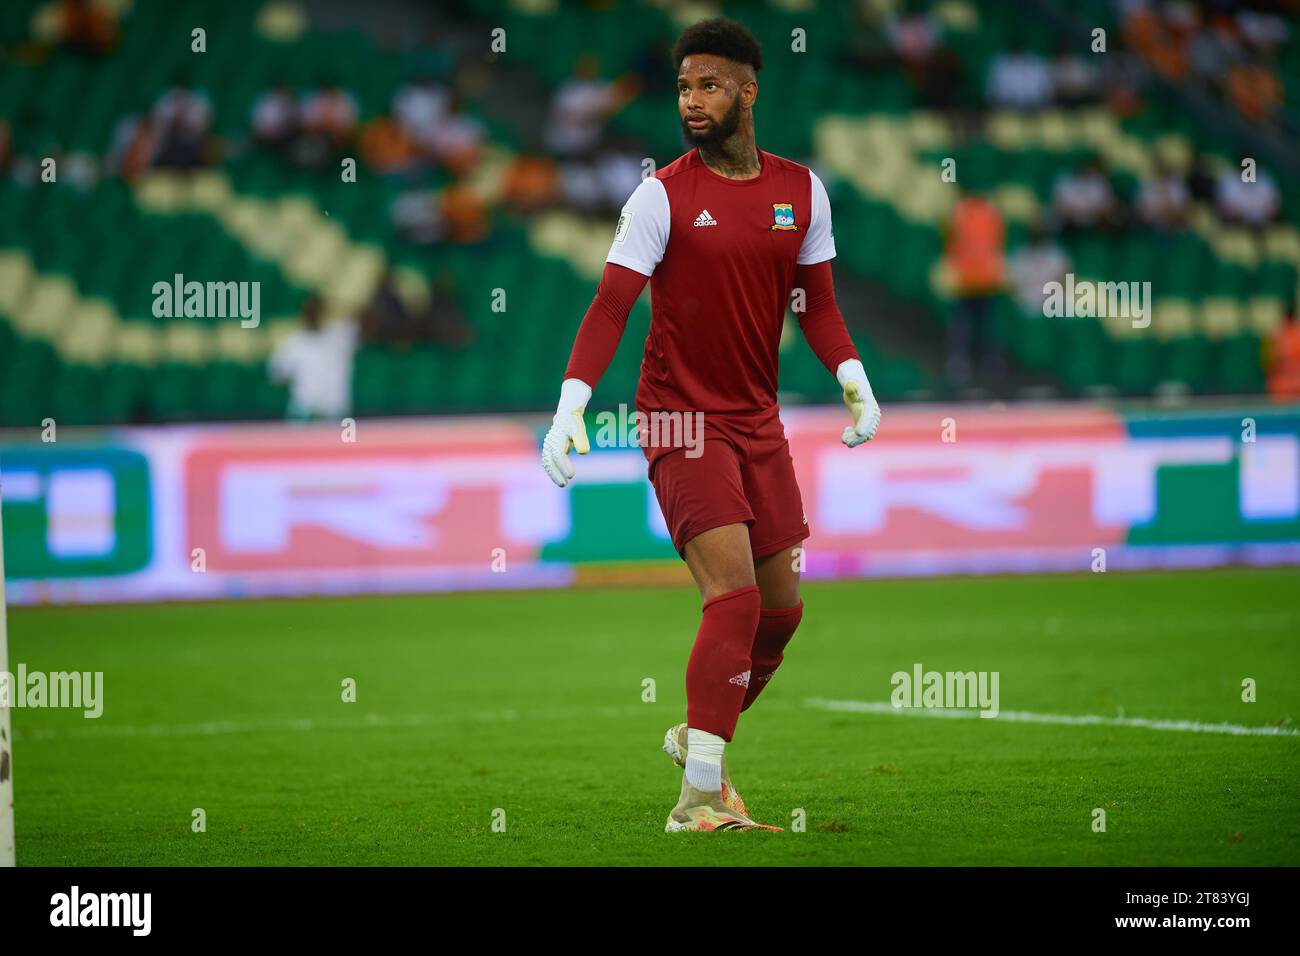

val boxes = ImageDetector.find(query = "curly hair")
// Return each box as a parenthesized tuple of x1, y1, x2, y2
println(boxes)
(671, 17, 763, 73)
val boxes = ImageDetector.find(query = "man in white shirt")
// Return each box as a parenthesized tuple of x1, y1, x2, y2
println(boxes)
(1216, 166, 1280, 228)
(1007, 225, 1072, 316)
(268, 296, 359, 421)
(986, 46, 1053, 110)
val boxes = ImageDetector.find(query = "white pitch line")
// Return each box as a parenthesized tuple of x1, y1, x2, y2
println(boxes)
(804, 698, 1300, 738)
(15, 703, 665, 741)
(20, 699, 1296, 741)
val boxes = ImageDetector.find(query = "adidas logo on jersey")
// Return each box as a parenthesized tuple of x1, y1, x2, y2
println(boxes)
(728, 670, 751, 688)
(693, 209, 718, 227)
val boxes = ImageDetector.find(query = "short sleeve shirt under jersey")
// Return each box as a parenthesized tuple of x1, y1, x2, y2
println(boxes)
(606, 147, 836, 414)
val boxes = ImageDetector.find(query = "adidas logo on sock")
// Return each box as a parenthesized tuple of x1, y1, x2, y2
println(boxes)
(693, 209, 717, 227)
(728, 669, 751, 688)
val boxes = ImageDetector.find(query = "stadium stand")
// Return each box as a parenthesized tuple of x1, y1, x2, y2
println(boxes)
(1, 0, 1297, 426)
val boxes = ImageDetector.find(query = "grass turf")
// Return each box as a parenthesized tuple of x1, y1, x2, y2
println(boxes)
(7, 567, 1299, 866)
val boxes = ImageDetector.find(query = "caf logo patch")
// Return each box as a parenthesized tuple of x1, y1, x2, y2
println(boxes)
(613, 210, 633, 242)
(771, 202, 798, 231)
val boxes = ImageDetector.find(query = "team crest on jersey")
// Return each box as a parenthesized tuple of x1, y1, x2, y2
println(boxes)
(771, 203, 798, 231)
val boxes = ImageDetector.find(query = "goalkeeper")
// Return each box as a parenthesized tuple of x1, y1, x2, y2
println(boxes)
(541, 17, 881, 832)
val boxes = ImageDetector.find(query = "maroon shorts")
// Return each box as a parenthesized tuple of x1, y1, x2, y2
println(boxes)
(640, 405, 810, 559)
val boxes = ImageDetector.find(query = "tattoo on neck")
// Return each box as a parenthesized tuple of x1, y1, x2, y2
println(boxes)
(700, 142, 761, 179)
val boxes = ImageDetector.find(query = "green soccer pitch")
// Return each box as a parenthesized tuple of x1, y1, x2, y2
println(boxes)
(7, 568, 1299, 866)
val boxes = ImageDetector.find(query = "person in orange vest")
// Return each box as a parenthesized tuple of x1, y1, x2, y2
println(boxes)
(944, 186, 1007, 394)
(1266, 301, 1300, 400)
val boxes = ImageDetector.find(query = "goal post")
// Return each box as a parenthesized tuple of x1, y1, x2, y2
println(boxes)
(0, 501, 13, 867)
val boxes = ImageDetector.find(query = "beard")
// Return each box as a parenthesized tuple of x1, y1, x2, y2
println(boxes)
(680, 95, 742, 147)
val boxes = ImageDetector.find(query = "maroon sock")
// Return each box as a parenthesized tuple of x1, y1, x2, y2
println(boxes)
(741, 601, 803, 712)
(685, 585, 762, 742)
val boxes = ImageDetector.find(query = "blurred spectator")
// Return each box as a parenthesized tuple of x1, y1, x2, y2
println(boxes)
(1051, 159, 1123, 231)
(360, 271, 474, 349)
(593, 148, 646, 214)
(916, 46, 966, 113)
(152, 82, 214, 169)
(1215, 164, 1280, 228)
(886, 7, 940, 70)
(1007, 223, 1071, 317)
(1224, 59, 1284, 123)
(841, 2, 898, 73)
(1237, 9, 1290, 53)
(251, 84, 299, 151)
(440, 183, 490, 244)
(391, 184, 487, 245)
(559, 162, 602, 215)
(268, 296, 359, 421)
(294, 84, 358, 167)
(107, 113, 161, 181)
(1135, 159, 1190, 231)
(424, 95, 486, 177)
(1185, 154, 1218, 204)
(1188, 16, 1243, 81)
(391, 188, 443, 244)
(360, 270, 412, 344)
(54, 0, 119, 56)
(392, 75, 451, 149)
(1127, 1, 1291, 129)
(421, 272, 474, 349)
(885, 7, 964, 110)
(1100, 46, 1146, 117)
(60, 148, 99, 189)
(358, 115, 418, 175)
(561, 140, 644, 216)
(1122, 1, 1189, 79)
(1051, 46, 1101, 107)
(986, 44, 1053, 111)
(502, 155, 562, 212)
(944, 188, 1007, 390)
(545, 56, 636, 159)
(1266, 302, 1300, 400)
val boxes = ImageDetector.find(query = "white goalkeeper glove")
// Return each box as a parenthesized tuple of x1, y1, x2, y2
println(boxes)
(542, 378, 592, 487)
(837, 359, 881, 448)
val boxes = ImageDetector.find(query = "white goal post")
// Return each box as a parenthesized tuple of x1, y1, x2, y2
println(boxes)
(0, 501, 13, 867)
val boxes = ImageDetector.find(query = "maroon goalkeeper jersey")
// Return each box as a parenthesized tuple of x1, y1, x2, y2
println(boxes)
(603, 147, 840, 414)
